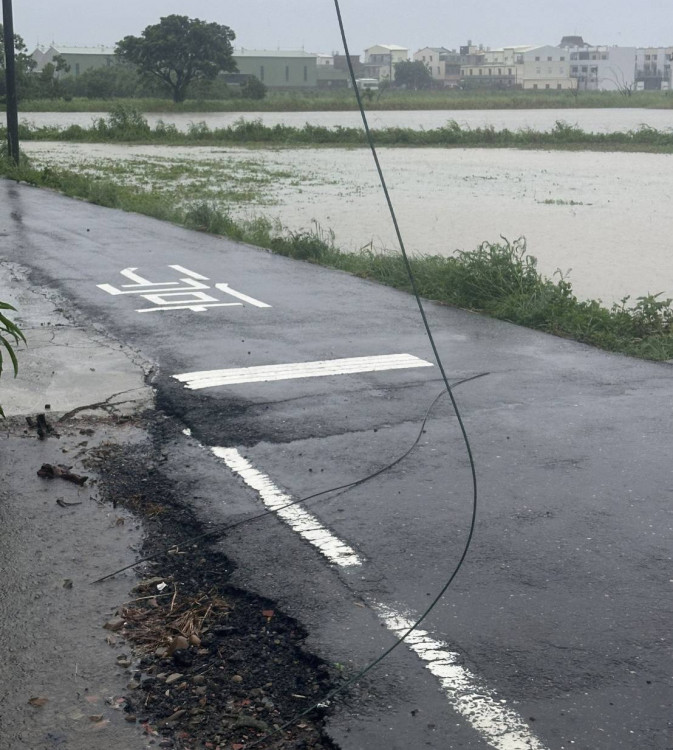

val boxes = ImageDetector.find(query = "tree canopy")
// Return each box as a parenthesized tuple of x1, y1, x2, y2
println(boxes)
(394, 60, 434, 90)
(0, 25, 37, 98)
(116, 15, 237, 103)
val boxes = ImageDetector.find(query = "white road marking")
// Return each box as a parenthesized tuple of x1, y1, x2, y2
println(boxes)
(374, 604, 548, 750)
(215, 283, 272, 308)
(137, 302, 242, 313)
(169, 265, 210, 280)
(98, 266, 271, 313)
(181, 427, 547, 748)
(211, 447, 362, 568)
(173, 353, 434, 390)
(98, 276, 209, 296)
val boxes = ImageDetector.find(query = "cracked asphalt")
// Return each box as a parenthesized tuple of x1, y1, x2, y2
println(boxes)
(1, 179, 672, 750)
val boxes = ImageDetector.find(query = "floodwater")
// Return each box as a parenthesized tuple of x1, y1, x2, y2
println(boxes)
(21, 139, 673, 305)
(19, 107, 673, 134)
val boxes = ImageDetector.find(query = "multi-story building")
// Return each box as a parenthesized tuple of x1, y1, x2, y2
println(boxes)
(521, 45, 575, 90)
(413, 46, 462, 87)
(363, 44, 409, 81)
(565, 45, 636, 91)
(635, 47, 673, 90)
(461, 45, 534, 88)
(333, 54, 363, 77)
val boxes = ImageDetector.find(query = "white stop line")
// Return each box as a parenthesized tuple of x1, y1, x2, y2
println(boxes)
(173, 353, 433, 390)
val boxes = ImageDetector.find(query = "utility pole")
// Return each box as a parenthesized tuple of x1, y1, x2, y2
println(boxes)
(2, 0, 20, 165)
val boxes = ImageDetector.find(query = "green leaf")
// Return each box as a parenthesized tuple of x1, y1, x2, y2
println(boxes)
(0, 334, 20, 376)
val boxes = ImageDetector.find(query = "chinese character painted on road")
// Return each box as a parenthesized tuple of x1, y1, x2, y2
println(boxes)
(97, 265, 271, 313)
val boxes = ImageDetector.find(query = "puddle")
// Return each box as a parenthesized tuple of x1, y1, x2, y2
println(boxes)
(0, 423, 150, 749)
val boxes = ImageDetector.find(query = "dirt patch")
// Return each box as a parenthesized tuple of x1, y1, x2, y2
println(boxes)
(88, 417, 341, 750)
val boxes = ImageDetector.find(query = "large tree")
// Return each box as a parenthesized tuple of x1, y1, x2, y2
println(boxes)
(116, 15, 237, 103)
(394, 60, 433, 90)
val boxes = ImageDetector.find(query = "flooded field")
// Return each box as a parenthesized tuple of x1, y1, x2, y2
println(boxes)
(21, 140, 673, 305)
(20, 107, 673, 134)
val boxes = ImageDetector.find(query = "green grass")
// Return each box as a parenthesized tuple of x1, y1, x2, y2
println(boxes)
(7, 108, 673, 153)
(11, 89, 673, 112)
(2, 155, 673, 362)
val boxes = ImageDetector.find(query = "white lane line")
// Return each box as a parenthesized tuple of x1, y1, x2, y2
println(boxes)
(169, 265, 210, 280)
(173, 353, 434, 390)
(184, 428, 548, 748)
(374, 604, 548, 750)
(211, 447, 362, 568)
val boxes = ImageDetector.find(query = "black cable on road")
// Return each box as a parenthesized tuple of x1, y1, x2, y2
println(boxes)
(92, 372, 487, 585)
(245, 2, 481, 746)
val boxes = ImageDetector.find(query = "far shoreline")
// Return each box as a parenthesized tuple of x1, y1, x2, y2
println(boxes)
(6, 89, 673, 114)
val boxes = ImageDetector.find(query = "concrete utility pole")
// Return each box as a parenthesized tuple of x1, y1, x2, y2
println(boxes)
(2, 0, 20, 165)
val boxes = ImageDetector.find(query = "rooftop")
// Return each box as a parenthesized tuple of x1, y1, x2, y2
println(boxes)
(42, 45, 117, 56)
(366, 44, 408, 51)
(234, 48, 316, 58)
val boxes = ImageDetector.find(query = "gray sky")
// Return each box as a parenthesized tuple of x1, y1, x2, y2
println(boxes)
(14, 0, 673, 54)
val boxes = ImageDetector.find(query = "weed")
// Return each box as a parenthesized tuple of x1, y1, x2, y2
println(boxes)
(92, 104, 152, 141)
(0, 301, 26, 418)
(6, 117, 673, 153)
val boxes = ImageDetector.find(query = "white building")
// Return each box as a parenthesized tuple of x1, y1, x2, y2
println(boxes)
(414, 46, 462, 87)
(461, 45, 534, 88)
(415, 47, 450, 81)
(566, 45, 636, 91)
(521, 45, 575, 90)
(635, 47, 673, 90)
(363, 44, 409, 80)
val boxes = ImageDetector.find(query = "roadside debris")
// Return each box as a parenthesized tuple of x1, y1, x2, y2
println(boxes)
(91, 438, 340, 749)
(56, 498, 83, 508)
(103, 616, 126, 632)
(26, 413, 59, 440)
(37, 463, 88, 486)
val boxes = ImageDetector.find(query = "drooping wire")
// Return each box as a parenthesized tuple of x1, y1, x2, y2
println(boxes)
(331, 0, 479, 639)
(245, 2, 481, 746)
(91, 372, 486, 585)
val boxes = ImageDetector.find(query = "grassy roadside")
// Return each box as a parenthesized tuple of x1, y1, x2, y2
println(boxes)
(2, 156, 672, 362)
(12, 89, 673, 113)
(6, 113, 673, 153)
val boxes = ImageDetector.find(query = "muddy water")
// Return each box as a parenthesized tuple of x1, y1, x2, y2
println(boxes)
(22, 141, 673, 304)
(20, 107, 673, 134)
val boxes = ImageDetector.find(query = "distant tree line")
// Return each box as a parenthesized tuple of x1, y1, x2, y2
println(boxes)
(0, 16, 267, 102)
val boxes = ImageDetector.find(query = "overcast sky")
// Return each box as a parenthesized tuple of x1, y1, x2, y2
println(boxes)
(14, 0, 673, 53)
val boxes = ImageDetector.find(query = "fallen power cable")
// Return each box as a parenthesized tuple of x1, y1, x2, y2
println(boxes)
(246, 2, 481, 745)
(92, 372, 487, 585)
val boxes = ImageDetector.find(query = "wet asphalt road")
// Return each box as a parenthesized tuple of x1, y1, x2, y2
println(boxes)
(1, 179, 672, 750)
